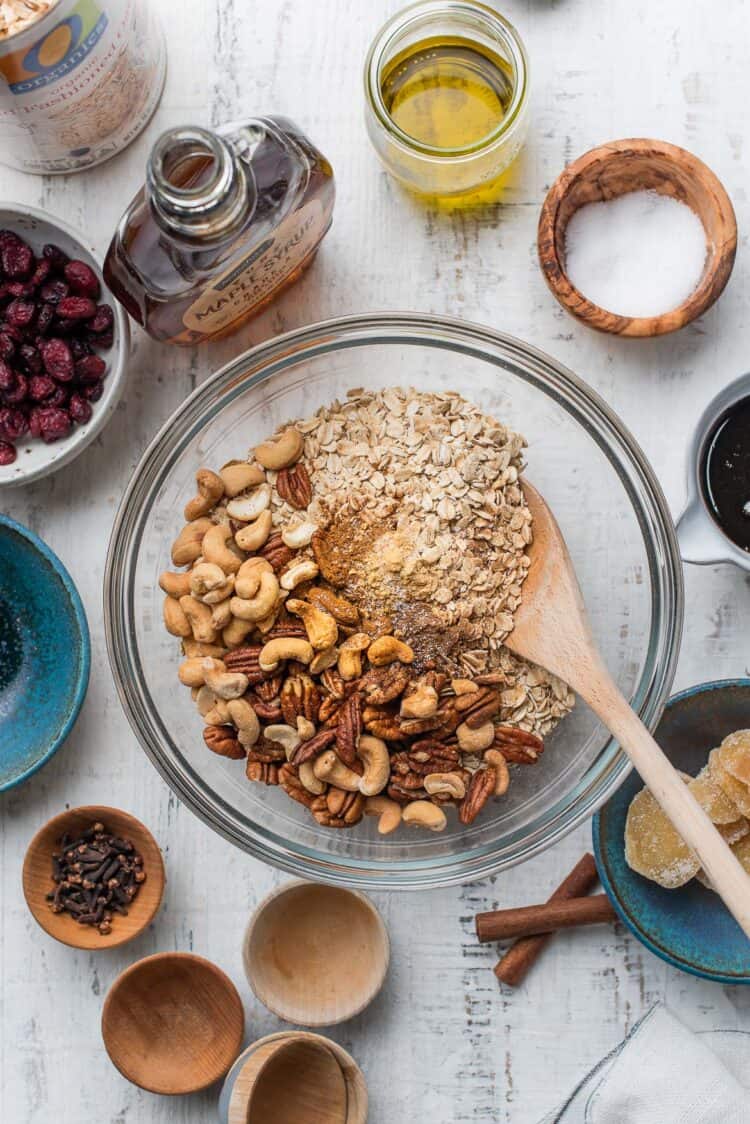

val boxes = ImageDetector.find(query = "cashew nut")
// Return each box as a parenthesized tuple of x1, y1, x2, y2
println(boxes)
(254, 426, 304, 470)
(182, 640, 227, 659)
(309, 646, 338, 675)
(163, 595, 191, 638)
(204, 699, 231, 725)
(255, 608, 281, 635)
(368, 635, 415, 667)
(202, 660, 249, 700)
(451, 678, 480, 696)
(296, 716, 316, 740)
(171, 517, 213, 566)
(280, 559, 320, 591)
(338, 632, 371, 680)
(424, 772, 466, 800)
(184, 468, 224, 521)
(211, 598, 234, 630)
(287, 598, 338, 651)
(194, 685, 216, 717)
(484, 749, 510, 797)
(364, 795, 402, 835)
(402, 801, 447, 832)
(178, 657, 224, 688)
(313, 750, 362, 792)
(235, 556, 273, 600)
(400, 680, 439, 718)
(299, 760, 326, 795)
(159, 570, 192, 598)
(281, 521, 318, 549)
(259, 637, 314, 672)
(457, 720, 495, 753)
(223, 617, 254, 647)
(358, 735, 390, 796)
(264, 723, 301, 760)
(235, 509, 273, 552)
(226, 484, 272, 522)
(220, 460, 265, 497)
(230, 570, 280, 621)
(179, 595, 218, 644)
(226, 698, 260, 744)
(190, 562, 229, 601)
(202, 523, 242, 574)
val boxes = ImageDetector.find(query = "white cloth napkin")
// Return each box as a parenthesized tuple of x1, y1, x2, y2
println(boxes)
(544, 1005, 750, 1123)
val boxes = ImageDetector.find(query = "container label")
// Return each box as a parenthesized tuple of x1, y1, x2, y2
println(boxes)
(0, 1, 108, 93)
(182, 199, 324, 334)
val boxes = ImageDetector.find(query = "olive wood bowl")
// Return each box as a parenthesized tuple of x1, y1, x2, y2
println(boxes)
(537, 138, 737, 337)
(22, 805, 165, 951)
(223, 1032, 368, 1124)
(243, 880, 390, 1027)
(102, 952, 245, 1095)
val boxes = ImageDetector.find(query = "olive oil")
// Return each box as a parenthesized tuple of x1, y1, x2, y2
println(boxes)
(380, 37, 514, 151)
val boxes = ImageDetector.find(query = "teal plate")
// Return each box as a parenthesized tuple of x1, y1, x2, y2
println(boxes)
(0, 515, 90, 792)
(593, 679, 750, 984)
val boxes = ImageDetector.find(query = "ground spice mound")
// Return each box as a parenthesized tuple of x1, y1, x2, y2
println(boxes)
(267, 387, 574, 735)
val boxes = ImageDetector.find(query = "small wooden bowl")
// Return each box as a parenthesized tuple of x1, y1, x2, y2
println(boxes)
(223, 1032, 368, 1124)
(243, 881, 389, 1027)
(102, 952, 245, 1095)
(22, 805, 165, 951)
(538, 138, 737, 337)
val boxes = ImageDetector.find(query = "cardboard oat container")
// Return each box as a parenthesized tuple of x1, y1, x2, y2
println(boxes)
(0, 0, 166, 174)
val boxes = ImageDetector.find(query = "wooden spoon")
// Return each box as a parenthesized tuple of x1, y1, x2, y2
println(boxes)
(506, 482, 750, 938)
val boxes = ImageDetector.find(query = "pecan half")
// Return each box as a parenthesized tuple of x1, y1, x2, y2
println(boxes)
(474, 670, 508, 687)
(310, 792, 360, 828)
(493, 725, 544, 763)
(360, 662, 411, 705)
(362, 704, 402, 741)
(259, 532, 294, 572)
(255, 674, 284, 703)
(321, 667, 347, 700)
(247, 735, 287, 763)
(224, 645, 269, 685)
(251, 695, 283, 722)
(388, 781, 427, 804)
(464, 695, 501, 729)
(291, 727, 337, 765)
(281, 674, 321, 725)
(335, 693, 361, 765)
(395, 740, 460, 776)
(246, 760, 281, 785)
(307, 586, 360, 626)
(326, 788, 365, 825)
(204, 724, 245, 759)
(454, 686, 498, 715)
(398, 713, 444, 737)
(264, 617, 307, 641)
(279, 763, 317, 808)
(276, 463, 312, 509)
(458, 766, 497, 824)
(318, 696, 343, 727)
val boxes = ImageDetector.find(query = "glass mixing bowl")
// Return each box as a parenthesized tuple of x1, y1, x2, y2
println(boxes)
(105, 313, 683, 889)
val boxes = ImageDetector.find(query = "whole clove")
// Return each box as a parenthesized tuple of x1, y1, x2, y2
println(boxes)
(46, 822, 146, 936)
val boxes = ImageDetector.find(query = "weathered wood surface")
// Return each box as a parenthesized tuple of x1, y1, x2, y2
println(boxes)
(2, 1, 750, 1121)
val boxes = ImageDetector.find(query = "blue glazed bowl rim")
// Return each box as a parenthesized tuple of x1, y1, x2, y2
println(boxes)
(0, 514, 90, 793)
(593, 677, 750, 985)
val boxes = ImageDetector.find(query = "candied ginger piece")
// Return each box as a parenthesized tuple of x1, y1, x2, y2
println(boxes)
(696, 829, 750, 892)
(717, 729, 750, 787)
(688, 766, 742, 824)
(708, 748, 750, 819)
(624, 785, 700, 889)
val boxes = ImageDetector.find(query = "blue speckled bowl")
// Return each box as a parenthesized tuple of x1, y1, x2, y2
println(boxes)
(594, 679, 750, 984)
(0, 516, 90, 792)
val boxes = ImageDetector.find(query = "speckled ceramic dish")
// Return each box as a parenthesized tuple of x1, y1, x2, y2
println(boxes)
(0, 515, 89, 791)
(594, 679, 750, 984)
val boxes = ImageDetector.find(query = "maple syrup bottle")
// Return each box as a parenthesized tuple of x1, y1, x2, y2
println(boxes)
(104, 119, 335, 345)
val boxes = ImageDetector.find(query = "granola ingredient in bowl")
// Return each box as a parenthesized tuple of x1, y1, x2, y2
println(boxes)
(0, 0, 53, 38)
(162, 388, 575, 833)
(46, 820, 146, 936)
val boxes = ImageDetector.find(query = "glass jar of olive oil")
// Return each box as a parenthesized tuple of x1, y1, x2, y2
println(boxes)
(364, 0, 529, 204)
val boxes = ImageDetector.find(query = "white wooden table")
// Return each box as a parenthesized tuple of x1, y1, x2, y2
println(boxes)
(2, 1, 750, 1120)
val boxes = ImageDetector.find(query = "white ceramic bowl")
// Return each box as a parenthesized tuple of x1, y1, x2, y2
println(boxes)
(0, 203, 129, 488)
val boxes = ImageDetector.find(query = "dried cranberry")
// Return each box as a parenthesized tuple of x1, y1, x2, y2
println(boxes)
(37, 407, 71, 443)
(39, 279, 68, 305)
(29, 259, 50, 289)
(51, 317, 75, 336)
(0, 439, 16, 465)
(87, 303, 114, 334)
(75, 354, 106, 383)
(4, 280, 34, 298)
(0, 358, 15, 392)
(3, 373, 28, 404)
(69, 393, 92, 424)
(0, 407, 28, 441)
(40, 338, 74, 381)
(1, 235, 33, 280)
(42, 243, 70, 272)
(57, 296, 96, 320)
(70, 336, 92, 359)
(64, 260, 101, 299)
(5, 298, 36, 329)
(35, 303, 55, 336)
(18, 343, 42, 375)
(28, 406, 44, 438)
(81, 379, 104, 402)
(0, 333, 14, 361)
(29, 374, 56, 401)
(45, 385, 69, 408)
(88, 328, 113, 350)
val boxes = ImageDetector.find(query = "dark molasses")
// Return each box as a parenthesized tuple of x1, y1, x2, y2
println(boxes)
(701, 395, 750, 552)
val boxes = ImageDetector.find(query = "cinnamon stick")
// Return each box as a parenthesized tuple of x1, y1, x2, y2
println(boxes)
(477, 893, 616, 943)
(489, 852, 600, 986)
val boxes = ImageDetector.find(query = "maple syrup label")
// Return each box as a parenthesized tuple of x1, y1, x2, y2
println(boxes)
(182, 199, 325, 334)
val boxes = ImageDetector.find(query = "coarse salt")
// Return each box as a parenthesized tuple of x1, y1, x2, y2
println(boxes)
(564, 189, 707, 318)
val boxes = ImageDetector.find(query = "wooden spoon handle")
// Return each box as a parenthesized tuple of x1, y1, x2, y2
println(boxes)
(585, 674, 750, 939)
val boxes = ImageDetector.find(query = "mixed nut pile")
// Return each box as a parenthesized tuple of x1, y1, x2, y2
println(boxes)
(0, 229, 114, 464)
(161, 389, 574, 833)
